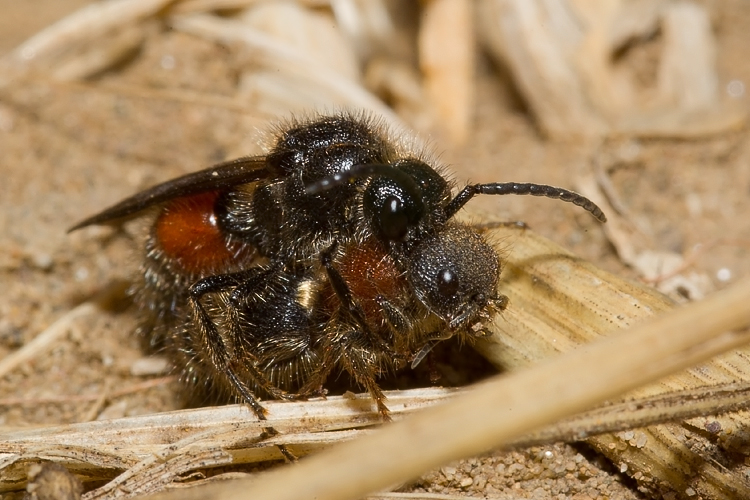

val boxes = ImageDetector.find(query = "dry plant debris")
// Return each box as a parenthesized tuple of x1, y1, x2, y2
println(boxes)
(479, 224, 750, 498)
(3, 226, 750, 499)
(477, 0, 746, 139)
(133, 272, 750, 500)
(5, 379, 750, 495)
(25, 462, 84, 500)
(0, 1, 749, 499)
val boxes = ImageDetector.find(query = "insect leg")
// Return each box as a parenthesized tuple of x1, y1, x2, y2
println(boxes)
(374, 295, 414, 359)
(320, 241, 371, 334)
(338, 334, 392, 421)
(188, 269, 287, 417)
(306, 323, 393, 420)
(225, 265, 320, 401)
(375, 295, 412, 332)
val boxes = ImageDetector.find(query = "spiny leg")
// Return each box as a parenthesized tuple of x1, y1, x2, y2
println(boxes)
(302, 331, 392, 420)
(224, 266, 318, 401)
(374, 295, 414, 365)
(320, 241, 370, 331)
(188, 268, 293, 415)
(189, 270, 267, 418)
(189, 269, 301, 459)
(340, 343, 391, 421)
(297, 351, 336, 401)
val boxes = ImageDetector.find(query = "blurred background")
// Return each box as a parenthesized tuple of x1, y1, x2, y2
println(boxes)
(0, 1, 748, 498)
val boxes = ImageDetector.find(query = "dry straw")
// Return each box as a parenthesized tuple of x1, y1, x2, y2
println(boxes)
(2, 1, 749, 498)
(141, 274, 750, 500)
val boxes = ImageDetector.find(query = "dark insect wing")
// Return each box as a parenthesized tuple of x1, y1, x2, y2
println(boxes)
(68, 155, 272, 231)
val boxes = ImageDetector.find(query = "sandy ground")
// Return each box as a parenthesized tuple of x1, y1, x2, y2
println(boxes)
(0, 1, 749, 499)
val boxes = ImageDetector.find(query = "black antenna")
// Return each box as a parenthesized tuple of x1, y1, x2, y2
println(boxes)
(444, 183, 606, 222)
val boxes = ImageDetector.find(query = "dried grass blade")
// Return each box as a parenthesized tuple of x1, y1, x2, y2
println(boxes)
(137, 264, 750, 500)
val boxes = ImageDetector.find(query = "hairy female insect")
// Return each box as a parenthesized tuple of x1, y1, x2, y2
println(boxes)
(71, 113, 605, 419)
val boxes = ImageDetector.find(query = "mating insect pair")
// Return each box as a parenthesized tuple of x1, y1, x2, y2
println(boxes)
(71, 113, 606, 419)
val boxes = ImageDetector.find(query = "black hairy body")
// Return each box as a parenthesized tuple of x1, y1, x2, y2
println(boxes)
(71, 113, 605, 419)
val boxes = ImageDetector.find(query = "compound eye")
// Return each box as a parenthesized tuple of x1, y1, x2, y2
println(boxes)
(380, 195, 409, 241)
(436, 268, 459, 298)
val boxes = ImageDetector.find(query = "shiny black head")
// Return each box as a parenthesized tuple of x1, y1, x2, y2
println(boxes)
(361, 159, 451, 244)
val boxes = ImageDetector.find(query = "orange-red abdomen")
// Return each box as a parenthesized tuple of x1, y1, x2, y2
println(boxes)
(154, 191, 254, 275)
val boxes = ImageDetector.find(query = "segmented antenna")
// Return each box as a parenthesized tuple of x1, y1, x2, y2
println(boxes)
(445, 183, 606, 222)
